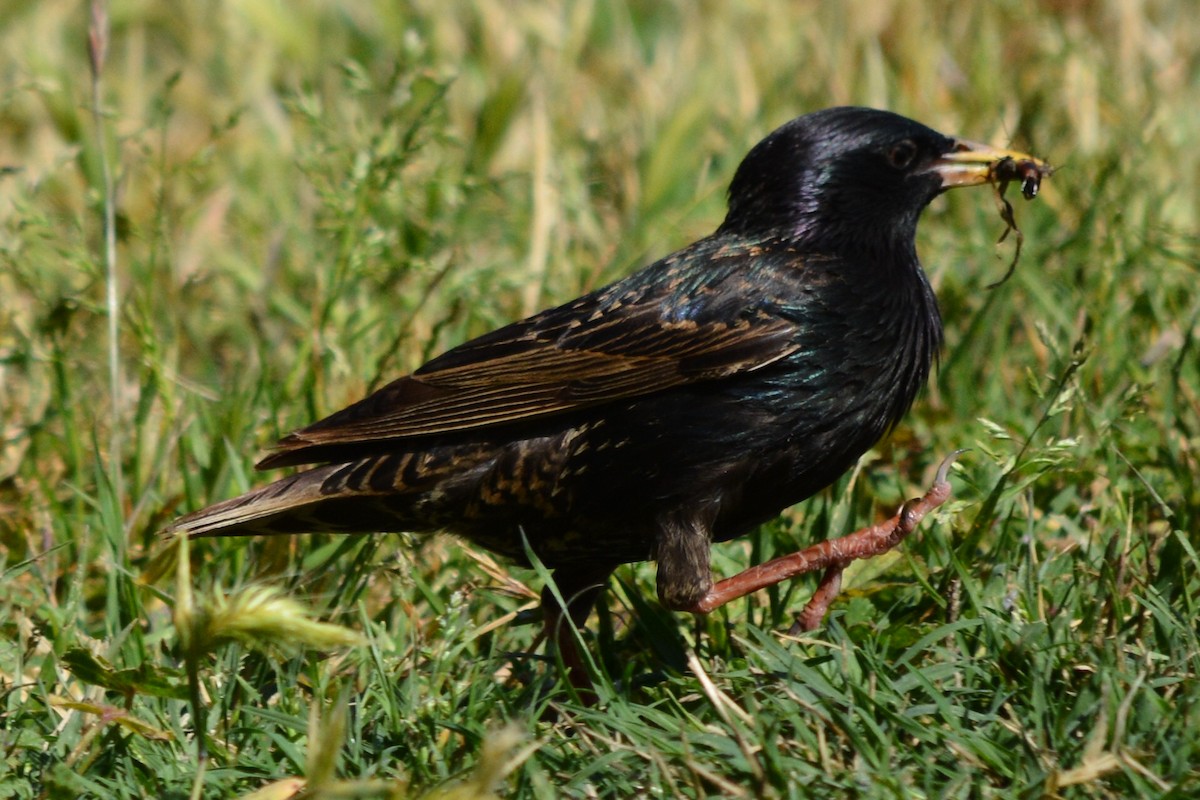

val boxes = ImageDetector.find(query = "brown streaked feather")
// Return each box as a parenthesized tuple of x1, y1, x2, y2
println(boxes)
(176, 444, 498, 537)
(258, 293, 800, 469)
(170, 462, 360, 537)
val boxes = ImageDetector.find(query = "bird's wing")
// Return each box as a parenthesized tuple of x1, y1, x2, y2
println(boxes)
(258, 258, 801, 469)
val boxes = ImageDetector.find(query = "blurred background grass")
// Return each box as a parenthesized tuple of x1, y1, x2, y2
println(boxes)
(1, 1, 1198, 797)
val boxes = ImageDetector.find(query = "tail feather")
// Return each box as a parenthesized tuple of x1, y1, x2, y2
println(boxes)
(170, 462, 403, 537)
(170, 446, 499, 539)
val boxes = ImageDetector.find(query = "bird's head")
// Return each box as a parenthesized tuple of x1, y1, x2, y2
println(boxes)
(719, 106, 1048, 256)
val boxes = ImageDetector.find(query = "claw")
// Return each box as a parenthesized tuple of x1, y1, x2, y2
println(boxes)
(935, 448, 969, 486)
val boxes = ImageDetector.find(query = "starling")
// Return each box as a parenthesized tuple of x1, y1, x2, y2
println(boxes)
(173, 107, 1050, 688)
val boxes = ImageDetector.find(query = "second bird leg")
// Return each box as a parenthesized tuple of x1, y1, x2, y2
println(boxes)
(682, 451, 961, 629)
(541, 564, 616, 703)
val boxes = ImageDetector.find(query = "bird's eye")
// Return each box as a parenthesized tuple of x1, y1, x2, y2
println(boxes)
(887, 140, 918, 170)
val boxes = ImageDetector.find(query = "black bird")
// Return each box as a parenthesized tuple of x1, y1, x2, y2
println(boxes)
(173, 107, 1049, 687)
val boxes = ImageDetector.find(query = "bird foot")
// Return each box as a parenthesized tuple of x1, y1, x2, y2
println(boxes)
(684, 450, 964, 627)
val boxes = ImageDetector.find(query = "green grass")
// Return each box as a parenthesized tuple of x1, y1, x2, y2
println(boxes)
(2, 1, 1199, 797)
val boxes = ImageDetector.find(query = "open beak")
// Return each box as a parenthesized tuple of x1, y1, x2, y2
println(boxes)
(929, 139, 1054, 198)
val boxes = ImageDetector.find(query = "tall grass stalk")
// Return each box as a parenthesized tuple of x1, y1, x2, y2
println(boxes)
(86, 0, 124, 526)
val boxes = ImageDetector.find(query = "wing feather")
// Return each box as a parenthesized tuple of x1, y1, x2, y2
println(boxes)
(258, 244, 805, 469)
